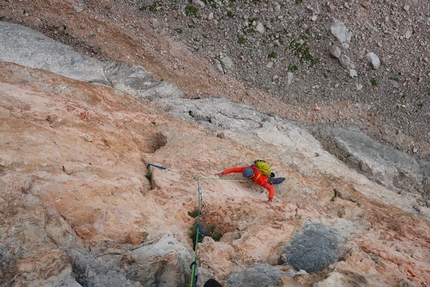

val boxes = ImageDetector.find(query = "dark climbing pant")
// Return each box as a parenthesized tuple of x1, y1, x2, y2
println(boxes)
(268, 177, 285, 185)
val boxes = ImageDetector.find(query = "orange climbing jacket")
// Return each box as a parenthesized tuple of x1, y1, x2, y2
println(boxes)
(221, 166, 275, 200)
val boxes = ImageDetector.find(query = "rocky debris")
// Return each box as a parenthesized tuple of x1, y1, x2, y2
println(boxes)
(329, 21, 357, 77)
(137, 0, 429, 162)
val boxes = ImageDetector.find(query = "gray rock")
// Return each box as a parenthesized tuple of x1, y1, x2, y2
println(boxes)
(287, 72, 294, 85)
(389, 79, 400, 89)
(331, 45, 342, 59)
(339, 54, 351, 69)
(73, 6, 84, 13)
(255, 22, 265, 34)
(103, 61, 158, 95)
(330, 20, 352, 47)
(0, 22, 107, 83)
(224, 264, 292, 287)
(216, 52, 234, 74)
(70, 250, 141, 287)
(349, 69, 357, 77)
(366, 52, 381, 69)
(192, 0, 205, 8)
(151, 19, 160, 29)
(125, 235, 193, 286)
(138, 80, 184, 101)
(283, 221, 342, 273)
(308, 125, 430, 202)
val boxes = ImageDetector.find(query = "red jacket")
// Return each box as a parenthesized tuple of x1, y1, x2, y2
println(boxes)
(221, 166, 275, 200)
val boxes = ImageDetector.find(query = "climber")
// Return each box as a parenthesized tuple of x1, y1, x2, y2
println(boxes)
(215, 160, 285, 203)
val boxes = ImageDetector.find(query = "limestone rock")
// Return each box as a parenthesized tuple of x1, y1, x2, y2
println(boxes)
(256, 22, 265, 34)
(0, 22, 107, 83)
(366, 52, 381, 69)
(330, 20, 352, 48)
(331, 45, 342, 59)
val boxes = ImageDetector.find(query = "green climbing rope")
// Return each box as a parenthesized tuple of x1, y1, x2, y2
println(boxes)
(198, 177, 248, 182)
(190, 180, 204, 287)
(189, 177, 247, 287)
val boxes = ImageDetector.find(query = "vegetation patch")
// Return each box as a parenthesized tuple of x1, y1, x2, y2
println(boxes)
(299, 28, 310, 40)
(145, 170, 152, 181)
(288, 64, 298, 72)
(202, 0, 217, 9)
(189, 221, 223, 247)
(145, 170, 154, 189)
(268, 51, 276, 59)
(188, 208, 199, 218)
(185, 5, 198, 17)
(288, 39, 319, 65)
(330, 188, 338, 202)
(247, 17, 258, 27)
(140, 1, 162, 13)
(266, 33, 284, 46)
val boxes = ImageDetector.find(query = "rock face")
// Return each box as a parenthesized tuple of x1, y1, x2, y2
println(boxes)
(1, 22, 430, 287)
(0, 22, 107, 83)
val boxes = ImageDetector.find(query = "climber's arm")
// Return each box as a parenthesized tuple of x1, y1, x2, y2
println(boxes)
(217, 166, 247, 176)
(261, 182, 275, 201)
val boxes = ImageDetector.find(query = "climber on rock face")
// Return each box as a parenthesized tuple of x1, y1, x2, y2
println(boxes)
(215, 160, 285, 203)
